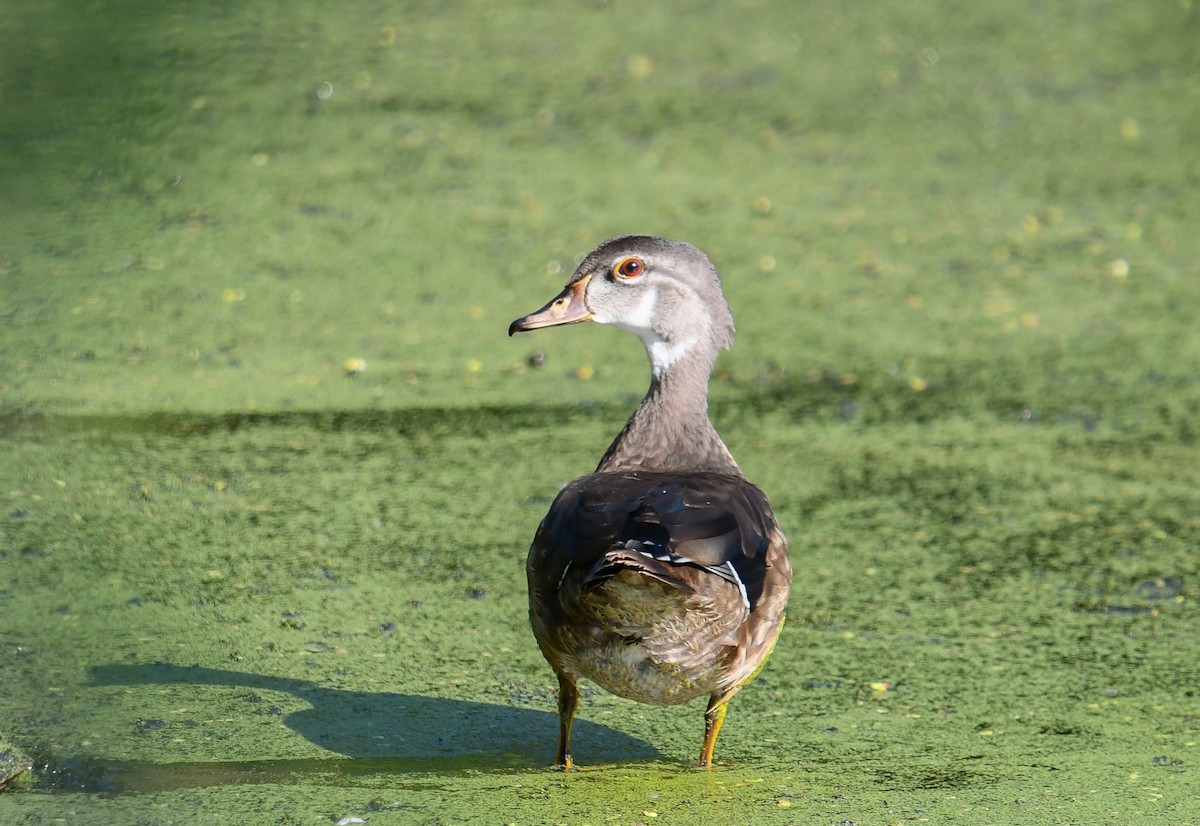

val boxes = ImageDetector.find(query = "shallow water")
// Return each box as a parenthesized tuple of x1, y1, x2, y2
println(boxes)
(3, 1, 1199, 824)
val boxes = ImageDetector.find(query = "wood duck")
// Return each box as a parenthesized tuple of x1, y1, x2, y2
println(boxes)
(509, 235, 792, 768)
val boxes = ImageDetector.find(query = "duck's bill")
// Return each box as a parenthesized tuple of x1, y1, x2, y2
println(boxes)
(508, 275, 593, 335)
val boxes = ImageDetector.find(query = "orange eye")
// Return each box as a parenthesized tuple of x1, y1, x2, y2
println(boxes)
(613, 256, 645, 279)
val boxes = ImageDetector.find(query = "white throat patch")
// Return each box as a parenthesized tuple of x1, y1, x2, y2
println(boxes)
(592, 286, 696, 376)
(646, 337, 698, 377)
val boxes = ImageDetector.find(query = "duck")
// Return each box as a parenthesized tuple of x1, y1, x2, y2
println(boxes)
(508, 235, 792, 768)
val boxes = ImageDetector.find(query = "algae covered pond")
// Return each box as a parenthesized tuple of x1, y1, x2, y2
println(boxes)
(2, 1, 1199, 823)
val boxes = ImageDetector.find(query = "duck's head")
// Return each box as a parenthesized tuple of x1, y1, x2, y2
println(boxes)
(509, 235, 735, 375)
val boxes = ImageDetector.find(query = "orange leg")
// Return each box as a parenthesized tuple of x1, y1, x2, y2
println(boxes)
(555, 673, 579, 770)
(699, 694, 730, 768)
(699, 614, 787, 767)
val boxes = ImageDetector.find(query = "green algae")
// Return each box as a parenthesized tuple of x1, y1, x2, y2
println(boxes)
(3, 407, 1197, 823)
(2, 0, 1199, 824)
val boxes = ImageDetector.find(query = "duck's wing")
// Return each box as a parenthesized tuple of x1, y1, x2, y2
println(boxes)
(528, 470, 780, 611)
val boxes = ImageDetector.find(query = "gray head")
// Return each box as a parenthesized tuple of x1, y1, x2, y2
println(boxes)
(510, 235, 736, 375)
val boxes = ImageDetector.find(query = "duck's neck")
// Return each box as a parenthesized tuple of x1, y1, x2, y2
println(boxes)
(595, 347, 741, 476)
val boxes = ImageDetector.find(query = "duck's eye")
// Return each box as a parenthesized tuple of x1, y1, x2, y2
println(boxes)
(613, 256, 645, 279)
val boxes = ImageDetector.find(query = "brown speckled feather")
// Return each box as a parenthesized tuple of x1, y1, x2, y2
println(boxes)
(527, 470, 790, 705)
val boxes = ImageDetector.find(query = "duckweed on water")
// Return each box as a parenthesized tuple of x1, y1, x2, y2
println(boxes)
(2, 1, 1199, 824)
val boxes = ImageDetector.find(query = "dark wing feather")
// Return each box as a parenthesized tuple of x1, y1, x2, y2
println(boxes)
(531, 470, 776, 609)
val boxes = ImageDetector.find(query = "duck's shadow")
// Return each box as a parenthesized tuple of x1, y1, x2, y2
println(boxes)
(36, 663, 657, 793)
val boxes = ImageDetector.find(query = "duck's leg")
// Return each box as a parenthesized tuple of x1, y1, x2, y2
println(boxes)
(698, 613, 787, 767)
(555, 672, 579, 770)
(699, 693, 729, 767)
